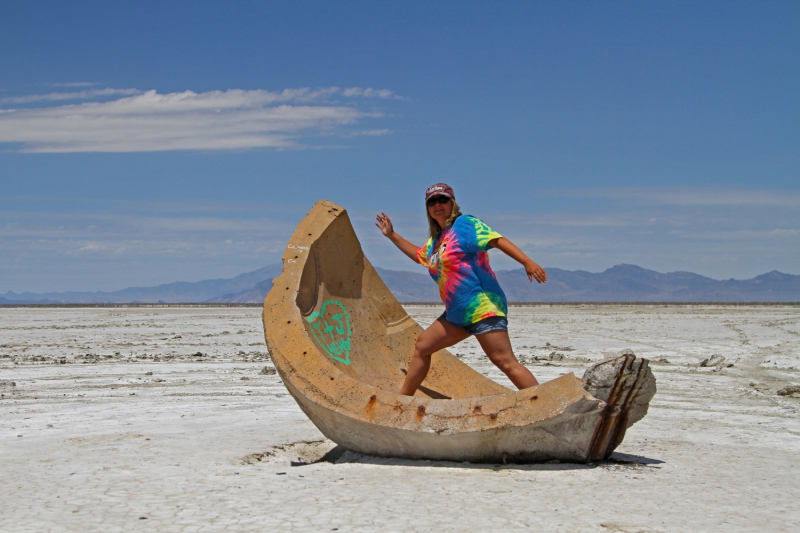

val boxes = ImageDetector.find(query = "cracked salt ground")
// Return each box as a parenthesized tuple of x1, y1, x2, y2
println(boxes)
(2, 305, 800, 531)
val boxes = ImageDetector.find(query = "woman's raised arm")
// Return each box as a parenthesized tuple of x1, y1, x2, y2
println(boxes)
(376, 212, 421, 263)
(490, 237, 547, 284)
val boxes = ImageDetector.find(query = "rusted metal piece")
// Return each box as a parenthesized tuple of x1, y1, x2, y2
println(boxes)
(584, 352, 656, 461)
(262, 200, 656, 463)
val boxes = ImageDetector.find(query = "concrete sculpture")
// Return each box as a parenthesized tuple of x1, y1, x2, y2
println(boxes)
(263, 200, 656, 463)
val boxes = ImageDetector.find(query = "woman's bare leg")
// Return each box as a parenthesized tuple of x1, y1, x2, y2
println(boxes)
(400, 317, 469, 396)
(476, 330, 539, 389)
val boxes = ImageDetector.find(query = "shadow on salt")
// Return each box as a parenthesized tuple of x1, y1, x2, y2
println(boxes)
(243, 440, 665, 472)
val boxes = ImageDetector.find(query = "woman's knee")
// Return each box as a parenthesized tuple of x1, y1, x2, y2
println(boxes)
(414, 325, 444, 355)
(488, 351, 518, 372)
(414, 337, 435, 357)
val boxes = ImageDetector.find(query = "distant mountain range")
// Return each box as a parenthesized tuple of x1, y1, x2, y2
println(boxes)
(2, 263, 799, 304)
(0, 265, 282, 304)
(494, 264, 800, 302)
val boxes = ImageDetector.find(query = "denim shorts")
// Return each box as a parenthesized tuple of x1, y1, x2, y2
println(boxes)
(439, 313, 508, 336)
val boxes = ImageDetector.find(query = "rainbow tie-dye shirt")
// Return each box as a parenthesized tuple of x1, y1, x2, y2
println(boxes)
(416, 215, 507, 327)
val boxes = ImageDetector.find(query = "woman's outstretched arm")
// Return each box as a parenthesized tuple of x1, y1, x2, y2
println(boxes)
(376, 212, 421, 263)
(490, 237, 547, 284)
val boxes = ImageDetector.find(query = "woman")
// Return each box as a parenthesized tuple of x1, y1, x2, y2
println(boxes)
(376, 183, 548, 396)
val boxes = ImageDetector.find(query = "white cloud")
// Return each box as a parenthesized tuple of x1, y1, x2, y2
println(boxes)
(349, 129, 392, 136)
(0, 210, 295, 239)
(491, 212, 641, 228)
(0, 88, 142, 104)
(674, 228, 800, 240)
(75, 243, 105, 254)
(553, 187, 800, 208)
(342, 87, 402, 99)
(49, 82, 98, 87)
(0, 87, 398, 152)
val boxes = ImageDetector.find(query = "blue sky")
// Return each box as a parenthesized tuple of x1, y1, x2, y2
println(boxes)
(1, 1, 798, 292)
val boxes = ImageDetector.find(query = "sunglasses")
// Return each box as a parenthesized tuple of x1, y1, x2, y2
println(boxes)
(426, 196, 451, 207)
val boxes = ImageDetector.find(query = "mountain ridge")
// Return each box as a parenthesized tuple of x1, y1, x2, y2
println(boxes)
(1, 265, 282, 304)
(0, 264, 800, 305)
(2, 263, 798, 304)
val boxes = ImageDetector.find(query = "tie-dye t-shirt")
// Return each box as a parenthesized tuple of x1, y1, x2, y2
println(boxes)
(416, 214, 507, 327)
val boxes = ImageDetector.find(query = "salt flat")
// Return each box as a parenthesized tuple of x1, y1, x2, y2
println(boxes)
(1, 305, 799, 532)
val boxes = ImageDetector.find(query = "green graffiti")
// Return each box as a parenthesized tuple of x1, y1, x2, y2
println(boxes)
(307, 300, 352, 364)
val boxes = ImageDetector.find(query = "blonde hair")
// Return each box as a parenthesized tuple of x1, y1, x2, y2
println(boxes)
(426, 198, 462, 239)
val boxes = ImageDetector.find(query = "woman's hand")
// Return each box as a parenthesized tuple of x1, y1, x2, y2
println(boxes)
(524, 260, 547, 284)
(375, 212, 394, 237)
(375, 212, 420, 263)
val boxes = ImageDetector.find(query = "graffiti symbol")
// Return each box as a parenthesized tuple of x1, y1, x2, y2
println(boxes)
(307, 300, 352, 364)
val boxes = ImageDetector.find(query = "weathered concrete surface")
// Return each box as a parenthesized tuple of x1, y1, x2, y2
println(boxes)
(263, 200, 656, 462)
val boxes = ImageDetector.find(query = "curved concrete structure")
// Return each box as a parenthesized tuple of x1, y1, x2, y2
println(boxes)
(263, 200, 656, 463)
